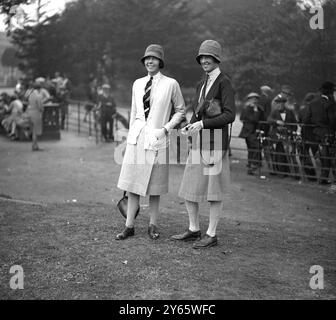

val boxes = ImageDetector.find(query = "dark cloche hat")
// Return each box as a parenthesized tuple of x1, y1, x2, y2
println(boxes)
(141, 44, 164, 68)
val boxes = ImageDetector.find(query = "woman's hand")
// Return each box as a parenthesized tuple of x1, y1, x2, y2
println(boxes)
(188, 121, 203, 134)
(154, 128, 166, 140)
(180, 124, 191, 135)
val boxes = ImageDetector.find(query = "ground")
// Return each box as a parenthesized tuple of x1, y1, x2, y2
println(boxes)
(0, 130, 335, 300)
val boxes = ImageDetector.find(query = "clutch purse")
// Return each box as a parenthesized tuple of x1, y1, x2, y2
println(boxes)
(204, 98, 222, 118)
(117, 191, 140, 219)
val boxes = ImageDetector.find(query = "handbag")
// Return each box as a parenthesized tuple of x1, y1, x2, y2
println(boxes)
(117, 191, 140, 219)
(204, 98, 222, 118)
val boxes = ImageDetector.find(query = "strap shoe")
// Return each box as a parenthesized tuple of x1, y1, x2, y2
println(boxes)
(148, 224, 160, 240)
(192, 234, 218, 249)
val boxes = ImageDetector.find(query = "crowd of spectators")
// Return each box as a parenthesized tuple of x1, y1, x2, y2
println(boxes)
(0, 72, 71, 145)
(239, 81, 336, 186)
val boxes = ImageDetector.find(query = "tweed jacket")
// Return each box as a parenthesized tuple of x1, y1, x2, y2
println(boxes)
(189, 72, 236, 151)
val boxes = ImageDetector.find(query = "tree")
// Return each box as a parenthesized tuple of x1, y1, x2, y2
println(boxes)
(1, 46, 19, 67)
(2, 0, 335, 100)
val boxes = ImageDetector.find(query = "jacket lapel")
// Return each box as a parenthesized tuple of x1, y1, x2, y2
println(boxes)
(204, 72, 223, 100)
(192, 81, 205, 112)
(193, 72, 223, 113)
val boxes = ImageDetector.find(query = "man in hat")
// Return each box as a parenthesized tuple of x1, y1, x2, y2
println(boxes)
(172, 40, 236, 249)
(116, 44, 185, 240)
(302, 81, 336, 184)
(97, 83, 116, 142)
(267, 94, 298, 177)
(239, 92, 265, 174)
(259, 85, 273, 119)
(259, 85, 275, 173)
(280, 85, 299, 118)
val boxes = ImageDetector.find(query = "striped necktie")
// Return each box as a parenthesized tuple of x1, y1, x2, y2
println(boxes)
(201, 74, 209, 100)
(143, 76, 153, 119)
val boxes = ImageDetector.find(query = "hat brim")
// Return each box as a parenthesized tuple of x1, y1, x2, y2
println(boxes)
(196, 53, 221, 64)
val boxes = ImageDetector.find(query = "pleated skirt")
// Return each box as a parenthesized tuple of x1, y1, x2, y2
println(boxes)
(27, 109, 43, 136)
(178, 150, 231, 202)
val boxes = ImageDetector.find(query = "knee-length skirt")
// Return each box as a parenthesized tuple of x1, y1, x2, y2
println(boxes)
(28, 109, 43, 136)
(117, 128, 169, 196)
(178, 149, 231, 202)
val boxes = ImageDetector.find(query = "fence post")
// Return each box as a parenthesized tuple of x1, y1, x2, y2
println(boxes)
(89, 108, 92, 137)
(77, 102, 80, 135)
(66, 103, 69, 131)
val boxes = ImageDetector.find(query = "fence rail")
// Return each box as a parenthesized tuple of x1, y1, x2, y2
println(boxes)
(62, 105, 335, 184)
(231, 120, 336, 184)
(64, 100, 130, 144)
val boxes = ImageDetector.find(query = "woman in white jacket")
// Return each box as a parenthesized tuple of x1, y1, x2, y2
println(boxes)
(116, 44, 185, 241)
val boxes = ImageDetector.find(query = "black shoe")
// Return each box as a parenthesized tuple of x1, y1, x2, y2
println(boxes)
(115, 226, 134, 240)
(193, 234, 218, 249)
(171, 229, 201, 242)
(148, 224, 160, 240)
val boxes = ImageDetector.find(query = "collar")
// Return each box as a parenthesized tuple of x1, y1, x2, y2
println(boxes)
(147, 71, 162, 81)
(206, 67, 221, 81)
(321, 94, 329, 100)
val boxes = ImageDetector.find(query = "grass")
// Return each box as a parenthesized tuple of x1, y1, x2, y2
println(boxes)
(1, 198, 335, 300)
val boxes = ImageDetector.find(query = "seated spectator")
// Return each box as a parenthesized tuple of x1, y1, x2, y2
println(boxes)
(0, 95, 10, 126)
(1, 92, 26, 140)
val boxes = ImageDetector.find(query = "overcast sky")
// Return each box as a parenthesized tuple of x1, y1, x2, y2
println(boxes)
(0, 0, 73, 32)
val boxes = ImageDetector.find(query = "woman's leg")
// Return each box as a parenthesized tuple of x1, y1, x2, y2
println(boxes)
(206, 201, 223, 237)
(149, 195, 160, 226)
(185, 200, 200, 232)
(125, 192, 140, 228)
(32, 130, 38, 150)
